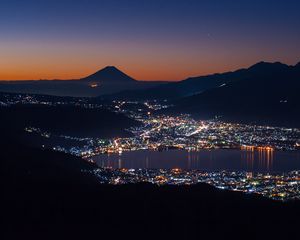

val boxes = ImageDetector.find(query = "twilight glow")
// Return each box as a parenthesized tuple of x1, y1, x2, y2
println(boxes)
(0, 0, 299, 81)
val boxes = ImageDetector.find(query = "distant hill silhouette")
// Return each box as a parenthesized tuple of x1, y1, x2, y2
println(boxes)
(102, 70, 236, 100)
(0, 66, 165, 97)
(81, 66, 136, 83)
(167, 61, 300, 127)
(104, 61, 300, 103)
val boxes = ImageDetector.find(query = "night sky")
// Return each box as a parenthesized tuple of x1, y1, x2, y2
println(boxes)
(0, 0, 299, 81)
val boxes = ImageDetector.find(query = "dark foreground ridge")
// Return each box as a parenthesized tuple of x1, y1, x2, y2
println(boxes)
(0, 104, 139, 138)
(1, 139, 300, 240)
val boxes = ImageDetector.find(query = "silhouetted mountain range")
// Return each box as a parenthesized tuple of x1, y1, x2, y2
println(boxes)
(0, 66, 165, 97)
(166, 61, 300, 127)
(103, 69, 235, 100)
(1, 61, 300, 126)
(105, 61, 300, 101)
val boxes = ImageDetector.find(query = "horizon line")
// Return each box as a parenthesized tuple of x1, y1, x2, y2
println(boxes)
(0, 60, 299, 82)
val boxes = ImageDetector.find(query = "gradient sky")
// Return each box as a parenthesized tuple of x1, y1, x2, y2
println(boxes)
(0, 0, 299, 81)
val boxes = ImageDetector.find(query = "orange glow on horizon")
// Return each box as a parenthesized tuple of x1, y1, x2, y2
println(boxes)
(1, 39, 297, 81)
(0, 62, 255, 82)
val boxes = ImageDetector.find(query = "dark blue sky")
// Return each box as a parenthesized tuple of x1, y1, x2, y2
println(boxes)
(0, 0, 299, 80)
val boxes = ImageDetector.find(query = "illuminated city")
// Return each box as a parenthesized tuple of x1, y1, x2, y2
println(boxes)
(3, 93, 298, 156)
(2, 92, 299, 202)
(87, 168, 300, 201)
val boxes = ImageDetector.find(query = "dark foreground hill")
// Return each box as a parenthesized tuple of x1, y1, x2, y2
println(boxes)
(0, 104, 139, 138)
(1, 139, 300, 240)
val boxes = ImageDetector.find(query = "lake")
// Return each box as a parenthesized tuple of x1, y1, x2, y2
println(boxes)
(92, 149, 300, 173)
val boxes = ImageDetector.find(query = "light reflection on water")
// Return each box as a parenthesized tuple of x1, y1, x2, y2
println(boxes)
(92, 149, 300, 173)
(241, 148, 274, 172)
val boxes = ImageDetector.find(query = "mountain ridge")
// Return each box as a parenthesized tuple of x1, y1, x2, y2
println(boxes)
(165, 61, 300, 127)
(0, 61, 299, 98)
(103, 61, 300, 101)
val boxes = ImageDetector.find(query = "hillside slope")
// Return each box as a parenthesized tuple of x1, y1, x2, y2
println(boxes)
(167, 62, 300, 127)
(0, 104, 139, 138)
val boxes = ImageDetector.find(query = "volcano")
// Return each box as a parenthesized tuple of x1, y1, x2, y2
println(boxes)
(80, 66, 136, 83)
